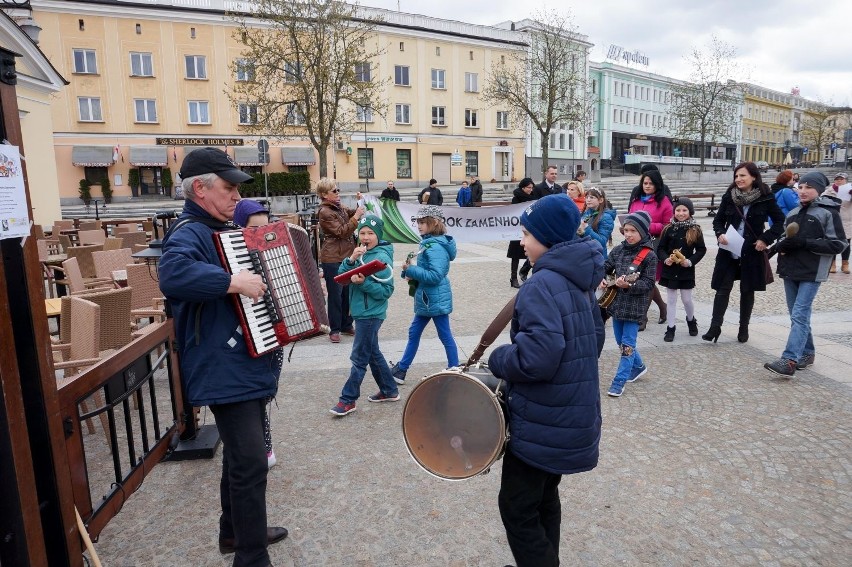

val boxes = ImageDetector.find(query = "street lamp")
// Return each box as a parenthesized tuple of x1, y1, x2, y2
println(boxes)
(361, 101, 371, 192)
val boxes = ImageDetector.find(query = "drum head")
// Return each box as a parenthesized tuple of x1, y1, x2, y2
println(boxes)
(402, 371, 506, 480)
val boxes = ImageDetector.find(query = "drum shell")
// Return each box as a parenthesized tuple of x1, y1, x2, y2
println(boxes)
(402, 371, 507, 481)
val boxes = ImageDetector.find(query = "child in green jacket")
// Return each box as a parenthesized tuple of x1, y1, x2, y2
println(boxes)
(330, 215, 398, 416)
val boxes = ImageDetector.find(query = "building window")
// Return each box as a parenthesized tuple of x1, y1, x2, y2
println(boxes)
(396, 149, 412, 178)
(394, 65, 410, 86)
(241, 165, 262, 175)
(134, 99, 157, 123)
(84, 167, 108, 185)
(399, 41, 404, 52)
(431, 69, 445, 89)
(78, 97, 102, 122)
(496, 111, 509, 130)
(356, 104, 373, 123)
(613, 108, 618, 122)
(465, 109, 478, 128)
(285, 104, 305, 126)
(130, 52, 153, 77)
(436, 46, 441, 56)
(236, 58, 255, 82)
(464, 72, 478, 93)
(354, 62, 371, 82)
(188, 101, 210, 124)
(465, 151, 478, 176)
(238, 103, 258, 125)
(496, 76, 509, 95)
(357, 148, 374, 179)
(185, 55, 207, 79)
(73, 49, 97, 74)
(431, 106, 446, 126)
(592, 79, 597, 94)
(284, 61, 301, 83)
(395, 103, 411, 125)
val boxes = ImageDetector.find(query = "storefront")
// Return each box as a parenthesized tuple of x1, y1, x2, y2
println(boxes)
(129, 146, 168, 197)
(71, 145, 115, 185)
(281, 146, 316, 173)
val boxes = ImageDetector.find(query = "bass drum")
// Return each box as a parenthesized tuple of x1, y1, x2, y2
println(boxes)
(402, 369, 507, 481)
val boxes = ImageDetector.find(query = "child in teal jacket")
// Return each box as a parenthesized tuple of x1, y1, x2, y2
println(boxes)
(330, 215, 398, 416)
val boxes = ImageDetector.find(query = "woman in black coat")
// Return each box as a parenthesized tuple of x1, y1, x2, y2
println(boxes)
(703, 162, 784, 343)
(507, 177, 535, 288)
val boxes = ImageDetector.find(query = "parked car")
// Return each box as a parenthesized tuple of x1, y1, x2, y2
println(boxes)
(820, 158, 834, 166)
(755, 161, 769, 172)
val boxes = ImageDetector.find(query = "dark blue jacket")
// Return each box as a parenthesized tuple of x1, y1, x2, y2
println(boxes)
(158, 200, 278, 406)
(488, 237, 604, 475)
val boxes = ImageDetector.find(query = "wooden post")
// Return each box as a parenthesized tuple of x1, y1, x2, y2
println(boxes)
(0, 47, 81, 566)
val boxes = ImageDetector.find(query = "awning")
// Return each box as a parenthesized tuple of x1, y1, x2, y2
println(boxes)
(234, 146, 268, 166)
(281, 146, 315, 166)
(72, 145, 115, 167)
(129, 146, 168, 167)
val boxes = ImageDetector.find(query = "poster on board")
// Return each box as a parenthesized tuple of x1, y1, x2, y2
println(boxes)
(0, 145, 30, 240)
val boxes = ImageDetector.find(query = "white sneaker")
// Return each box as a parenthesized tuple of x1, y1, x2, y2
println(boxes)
(267, 450, 277, 469)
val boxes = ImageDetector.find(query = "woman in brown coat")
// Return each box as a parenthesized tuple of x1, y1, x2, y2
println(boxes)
(316, 178, 364, 342)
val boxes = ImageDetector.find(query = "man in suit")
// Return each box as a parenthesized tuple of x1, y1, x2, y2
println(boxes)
(533, 165, 561, 199)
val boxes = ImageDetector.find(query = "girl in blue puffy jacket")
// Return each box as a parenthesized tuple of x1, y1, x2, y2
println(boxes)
(390, 205, 459, 383)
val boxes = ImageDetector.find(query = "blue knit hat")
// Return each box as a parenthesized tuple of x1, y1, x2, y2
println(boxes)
(357, 214, 384, 240)
(520, 194, 580, 248)
(233, 199, 268, 228)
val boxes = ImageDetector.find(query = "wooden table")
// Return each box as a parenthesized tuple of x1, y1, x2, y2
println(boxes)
(101, 218, 149, 236)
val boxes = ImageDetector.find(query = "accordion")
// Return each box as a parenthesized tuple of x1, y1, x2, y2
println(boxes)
(213, 221, 329, 357)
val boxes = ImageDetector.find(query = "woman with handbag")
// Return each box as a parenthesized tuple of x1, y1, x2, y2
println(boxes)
(703, 162, 784, 343)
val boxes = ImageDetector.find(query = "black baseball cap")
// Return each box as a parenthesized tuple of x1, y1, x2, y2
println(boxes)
(180, 147, 254, 184)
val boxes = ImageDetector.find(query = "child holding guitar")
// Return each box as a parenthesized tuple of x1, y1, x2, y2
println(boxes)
(600, 211, 658, 397)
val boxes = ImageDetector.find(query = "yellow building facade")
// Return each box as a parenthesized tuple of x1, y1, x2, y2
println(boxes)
(741, 84, 793, 166)
(30, 0, 526, 203)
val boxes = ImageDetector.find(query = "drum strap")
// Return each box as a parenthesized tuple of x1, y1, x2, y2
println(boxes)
(463, 295, 516, 369)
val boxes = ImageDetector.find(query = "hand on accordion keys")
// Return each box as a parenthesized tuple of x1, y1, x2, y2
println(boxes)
(228, 269, 267, 302)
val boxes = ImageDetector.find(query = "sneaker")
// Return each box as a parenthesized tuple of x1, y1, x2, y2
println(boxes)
(795, 353, 815, 370)
(446, 366, 462, 372)
(607, 381, 625, 397)
(368, 392, 400, 403)
(390, 363, 407, 384)
(329, 401, 356, 416)
(329, 333, 341, 343)
(764, 358, 796, 377)
(627, 364, 647, 383)
(267, 450, 277, 469)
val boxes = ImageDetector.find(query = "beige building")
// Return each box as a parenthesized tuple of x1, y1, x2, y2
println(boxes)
(0, 8, 65, 225)
(29, 0, 527, 203)
(741, 83, 793, 166)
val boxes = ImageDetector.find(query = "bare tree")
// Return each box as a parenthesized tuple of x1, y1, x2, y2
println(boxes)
(666, 36, 741, 172)
(800, 104, 838, 163)
(481, 10, 592, 173)
(228, 0, 387, 177)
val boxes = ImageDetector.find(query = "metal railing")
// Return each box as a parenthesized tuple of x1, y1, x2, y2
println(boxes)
(56, 321, 186, 539)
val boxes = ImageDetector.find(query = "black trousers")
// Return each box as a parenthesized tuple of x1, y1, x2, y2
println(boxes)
(211, 399, 270, 567)
(710, 268, 754, 328)
(499, 450, 563, 567)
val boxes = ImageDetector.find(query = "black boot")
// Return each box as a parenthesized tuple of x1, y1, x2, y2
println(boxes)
(519, 262, 530, 282)
(664, 326, 676, 342)
(510, 278, 520, 289)
(686, 317, 699, 337)
(702, 325, 721, 343)
(738, 292, 754, 343)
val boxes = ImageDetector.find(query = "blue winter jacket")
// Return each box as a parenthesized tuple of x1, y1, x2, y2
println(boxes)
(158, 200, 279, 407)
(402, 235, 457, 316)
(770, 182, 800, 225)
(488, 237, 604, 475)
(581, 207, 616, 259)
(338, 241, 395, 319)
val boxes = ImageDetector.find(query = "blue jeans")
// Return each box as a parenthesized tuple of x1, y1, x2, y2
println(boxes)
(781, 279, 820, 361)
(398, 314, 459, 370)
(322, 262, 352, 333)
(339, 318, 398, 403)
(612, 319, 643, 386)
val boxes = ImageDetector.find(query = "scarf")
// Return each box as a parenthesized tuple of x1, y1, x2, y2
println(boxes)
(731, 186, 762, 207)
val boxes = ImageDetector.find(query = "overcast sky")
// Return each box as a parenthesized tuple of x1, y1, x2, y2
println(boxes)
(363, 0, 852, 105)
